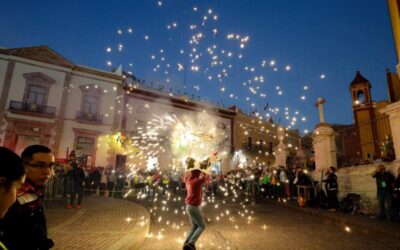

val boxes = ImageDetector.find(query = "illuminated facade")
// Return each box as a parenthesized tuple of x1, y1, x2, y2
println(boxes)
(230, 106, 300, 169)
(346, 71, 394, 162)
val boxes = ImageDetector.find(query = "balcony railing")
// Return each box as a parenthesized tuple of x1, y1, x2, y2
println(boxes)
(76, 111, 103, 123)
(241, 143, 266, 152)
(9, 100, 56, 116)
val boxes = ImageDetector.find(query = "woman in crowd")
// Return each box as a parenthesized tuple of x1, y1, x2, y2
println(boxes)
(0, 147, 26, 250)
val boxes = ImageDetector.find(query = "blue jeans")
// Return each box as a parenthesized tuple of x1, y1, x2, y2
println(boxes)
(185, 205, 206, 244)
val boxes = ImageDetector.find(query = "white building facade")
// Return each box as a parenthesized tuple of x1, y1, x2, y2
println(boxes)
(0, 46, 123, 167)
(0, 46, 237, 170)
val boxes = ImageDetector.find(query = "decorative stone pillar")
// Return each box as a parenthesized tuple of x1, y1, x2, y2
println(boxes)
(312, 124, 337, 171)
(312, 97, 337, 171)
(274, 124, 288, 167)
(380, 101, 400, 161)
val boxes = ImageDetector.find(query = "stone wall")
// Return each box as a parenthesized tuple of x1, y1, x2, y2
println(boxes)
(311, 161, 399, 207)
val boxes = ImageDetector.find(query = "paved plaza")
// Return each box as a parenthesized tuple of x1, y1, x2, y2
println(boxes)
(46, 196, 399, 250)
(46, 196, 150, 250)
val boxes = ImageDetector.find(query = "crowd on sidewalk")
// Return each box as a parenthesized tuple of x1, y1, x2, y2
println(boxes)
(65, 162, 400, 224)
(0, 143, 399, 250)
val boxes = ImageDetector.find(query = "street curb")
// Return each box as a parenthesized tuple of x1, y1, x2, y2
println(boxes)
(267, 200, 400, 240)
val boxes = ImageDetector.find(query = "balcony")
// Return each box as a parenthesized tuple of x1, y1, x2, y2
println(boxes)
(9, 100, 56, 117)
(76, 111, 103, 124)
(241, 143, 266, 153)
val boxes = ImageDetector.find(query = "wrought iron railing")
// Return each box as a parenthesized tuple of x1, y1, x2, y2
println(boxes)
(9, 100, 56, 116)
(241, 143, 266, 153)
(76, 111, 103, 123)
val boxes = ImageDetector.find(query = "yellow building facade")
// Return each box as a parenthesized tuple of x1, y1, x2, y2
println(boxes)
(231, 107, 300, 168)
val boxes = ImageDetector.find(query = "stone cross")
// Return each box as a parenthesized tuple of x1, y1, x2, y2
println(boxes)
(316, 98, 326, 124)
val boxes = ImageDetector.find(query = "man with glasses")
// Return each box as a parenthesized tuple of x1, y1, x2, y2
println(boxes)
(1, 145, 55, 249)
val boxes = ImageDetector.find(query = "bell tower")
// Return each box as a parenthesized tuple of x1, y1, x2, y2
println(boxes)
(349, 71, 377, 161)
(350, 71, 372, 108)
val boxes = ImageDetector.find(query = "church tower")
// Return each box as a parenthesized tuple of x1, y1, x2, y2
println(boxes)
(350, 71, 378, 161)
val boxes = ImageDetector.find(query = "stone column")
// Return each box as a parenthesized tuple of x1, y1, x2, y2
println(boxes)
(312, 124, 337, 171)
(380, 101, 400, 161)
(312, 98, 337, 171)
(274, 124, 288, 167)
(316, 97, 326, 123)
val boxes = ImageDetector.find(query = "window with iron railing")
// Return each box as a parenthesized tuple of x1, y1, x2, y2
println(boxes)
(9, 100, 56, 116)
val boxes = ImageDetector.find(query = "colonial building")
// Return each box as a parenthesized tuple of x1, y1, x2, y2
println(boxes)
(229, 106, 300, 169)
(0, 46, 123, 167)
(331, 70, 399, 167)
(0, 45, 299, 171)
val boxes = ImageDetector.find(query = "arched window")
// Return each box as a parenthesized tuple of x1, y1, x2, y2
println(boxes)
(357, 90, 365, 104)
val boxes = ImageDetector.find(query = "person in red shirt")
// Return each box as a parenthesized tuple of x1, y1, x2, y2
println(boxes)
(183, 166, 209, 250)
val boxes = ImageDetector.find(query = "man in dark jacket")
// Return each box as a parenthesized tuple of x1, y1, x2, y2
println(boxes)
(65, 158, 85, 209)
(322, 167, 339, 211)
(1, 145, 55, 249)
(372, 164, 395, 220)
(394, 166, 400, 221)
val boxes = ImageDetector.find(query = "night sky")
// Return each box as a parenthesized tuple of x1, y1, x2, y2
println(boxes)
(0, 0, 396, 133)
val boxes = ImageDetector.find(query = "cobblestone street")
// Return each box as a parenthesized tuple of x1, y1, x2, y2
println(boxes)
(46, 196, 150, 250)
(46, 196, 399, 250)
(138, 198, 400, 250)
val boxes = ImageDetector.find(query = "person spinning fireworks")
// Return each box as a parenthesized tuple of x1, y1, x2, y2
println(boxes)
(183, 158, 209, 250)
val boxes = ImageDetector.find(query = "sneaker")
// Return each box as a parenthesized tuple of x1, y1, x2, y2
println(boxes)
(66, 205, 73, 209)
(75, 205, 81, 209)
